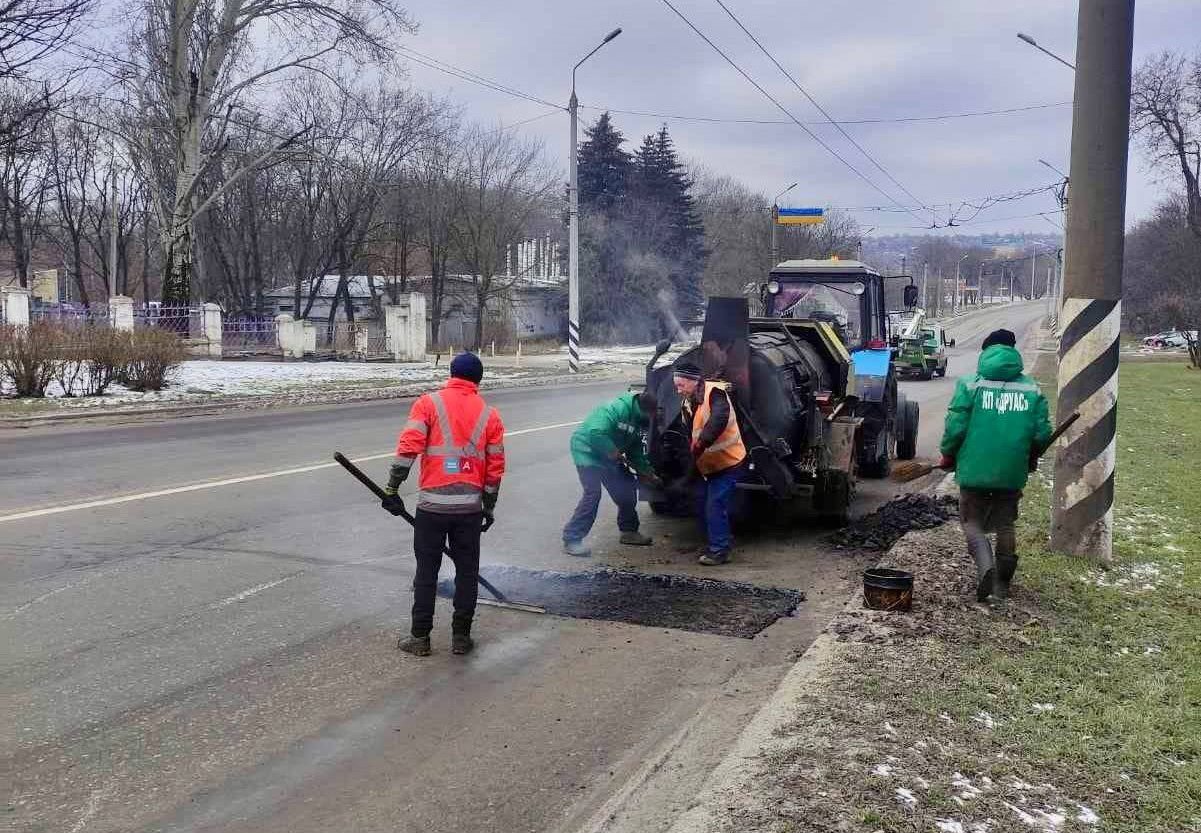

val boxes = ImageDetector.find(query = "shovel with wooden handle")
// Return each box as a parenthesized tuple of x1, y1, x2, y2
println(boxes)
(333, 452, 545, 615)
(890, 412, 1081, 483)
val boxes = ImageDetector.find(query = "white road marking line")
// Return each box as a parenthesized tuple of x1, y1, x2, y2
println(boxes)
(210, 575, 297, 609)
(0, 420, 581, 525)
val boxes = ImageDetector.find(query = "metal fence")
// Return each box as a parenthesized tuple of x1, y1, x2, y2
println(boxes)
(315, 321, 363, 354)
(222, 316, 279, 352)
(30, 301, 110, 327)
(134, 304, 197, 337)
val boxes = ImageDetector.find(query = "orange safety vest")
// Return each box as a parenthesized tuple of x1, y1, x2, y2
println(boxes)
(395, 378, 505, 513)
(688, 381, 747, 476)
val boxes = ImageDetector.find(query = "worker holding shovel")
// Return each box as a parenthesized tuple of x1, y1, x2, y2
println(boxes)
(382, 352, 506, 657)
(939, 329, 1051, 602)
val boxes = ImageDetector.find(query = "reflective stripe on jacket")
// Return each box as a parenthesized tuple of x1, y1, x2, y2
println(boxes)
(394, 378, 506, 513)
(688, 381, 746, 476)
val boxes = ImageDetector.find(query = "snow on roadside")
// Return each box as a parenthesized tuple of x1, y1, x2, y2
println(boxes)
(29, 360, 534, 409)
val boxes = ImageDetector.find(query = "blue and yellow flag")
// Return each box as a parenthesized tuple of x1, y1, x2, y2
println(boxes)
(775, 207, 824, 225)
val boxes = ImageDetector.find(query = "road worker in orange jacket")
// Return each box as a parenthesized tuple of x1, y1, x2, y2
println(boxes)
(672, 362, 746, 566)
(382, 352, 505, 657)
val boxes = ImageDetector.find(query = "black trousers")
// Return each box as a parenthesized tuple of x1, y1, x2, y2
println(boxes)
(411, 509, 482, 638)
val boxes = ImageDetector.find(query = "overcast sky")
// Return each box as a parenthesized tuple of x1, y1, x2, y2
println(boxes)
(394, 0, 1199, 238)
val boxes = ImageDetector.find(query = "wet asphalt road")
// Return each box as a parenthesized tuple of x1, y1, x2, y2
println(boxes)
(0, 302, 1045, 833)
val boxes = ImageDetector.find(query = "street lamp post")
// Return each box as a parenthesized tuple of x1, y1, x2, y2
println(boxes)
(954, 253, 968, 315)
(568, 26, 622, 374)
(770, 182, 798, 267)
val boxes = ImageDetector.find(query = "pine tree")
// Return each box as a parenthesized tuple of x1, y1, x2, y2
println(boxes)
(630, 125, 707, 318)
(577, 112, 631, 216)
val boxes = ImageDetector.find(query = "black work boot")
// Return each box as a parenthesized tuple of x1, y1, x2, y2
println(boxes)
(995, 555, 1018, 600)
(451, 614, 474, 656)
(451, 632, 474, 655)
(397, 634, 431, 656)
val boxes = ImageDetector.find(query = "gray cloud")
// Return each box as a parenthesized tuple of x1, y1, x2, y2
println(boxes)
(370, 2, 1197, 234)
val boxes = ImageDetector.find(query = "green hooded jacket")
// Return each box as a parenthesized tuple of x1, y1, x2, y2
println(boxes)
(570, 393, 652, 472)
(940, 344, 1052, 491)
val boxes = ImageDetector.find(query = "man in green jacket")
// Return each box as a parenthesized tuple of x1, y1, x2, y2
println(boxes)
(940, 329, 1052, 601)
(563, 392, 661, 557)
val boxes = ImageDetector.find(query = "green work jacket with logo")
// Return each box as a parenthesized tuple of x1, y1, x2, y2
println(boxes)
(940, 345, 1052, 491)
(570, 393, 652, 473)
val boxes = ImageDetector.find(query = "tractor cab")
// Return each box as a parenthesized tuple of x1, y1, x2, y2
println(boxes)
(761, 258, 918, 477)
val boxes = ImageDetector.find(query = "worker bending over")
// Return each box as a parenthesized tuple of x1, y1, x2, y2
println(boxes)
(563, 391, 661, 557)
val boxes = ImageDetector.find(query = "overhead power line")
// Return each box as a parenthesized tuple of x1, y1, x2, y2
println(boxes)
(581, 100, 1071, 126)
(655, 0, 930, 226)
(873, 209, 1065, 230)
(396, 45, 562, 110)
(711, 0, 929, 213)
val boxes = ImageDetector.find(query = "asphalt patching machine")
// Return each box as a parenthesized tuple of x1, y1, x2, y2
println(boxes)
(639, 258, 919, 525)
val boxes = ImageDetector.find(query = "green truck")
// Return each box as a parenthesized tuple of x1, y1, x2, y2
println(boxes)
(897, 320, 954, 380)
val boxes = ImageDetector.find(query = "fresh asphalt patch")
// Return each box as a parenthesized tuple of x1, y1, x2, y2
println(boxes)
(440, 566, 805, 638)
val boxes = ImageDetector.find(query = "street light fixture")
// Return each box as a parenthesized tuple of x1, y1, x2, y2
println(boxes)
(568, 27, 623, 373)
(1016, 32, 1076, 71)
(770, 182, 798, 266)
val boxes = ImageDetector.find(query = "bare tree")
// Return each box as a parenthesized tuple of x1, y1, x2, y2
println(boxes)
(122, 0, 416, 304)
(0, 0, 93, 81)
(411, 120, 462, 346)
(452, 125, 557, 349)
(0, 80, 51, 288)
(1132, 51, 1201, 238)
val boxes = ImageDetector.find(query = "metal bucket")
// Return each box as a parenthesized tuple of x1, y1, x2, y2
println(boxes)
(862, 567, 914, 611)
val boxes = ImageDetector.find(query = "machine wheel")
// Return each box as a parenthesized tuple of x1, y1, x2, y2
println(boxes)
(919, 364, 934, 381)
(935, 361, 947, 378)
(897, 398, 920, 460)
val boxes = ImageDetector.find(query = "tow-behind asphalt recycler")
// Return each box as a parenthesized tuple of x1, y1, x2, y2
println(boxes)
(638, 258, 920, 525)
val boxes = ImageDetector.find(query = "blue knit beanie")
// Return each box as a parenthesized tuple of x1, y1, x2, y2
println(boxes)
(450, 352, 484, 384)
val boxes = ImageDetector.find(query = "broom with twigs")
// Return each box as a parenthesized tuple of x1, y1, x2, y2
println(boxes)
(891, 412, 1080, 483)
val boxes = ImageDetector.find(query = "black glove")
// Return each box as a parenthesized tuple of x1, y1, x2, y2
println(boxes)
(381, 488, 405, 517)
(482, 492, 498, 513)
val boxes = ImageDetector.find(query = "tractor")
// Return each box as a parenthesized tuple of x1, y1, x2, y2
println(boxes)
(639, 258, 919, 525)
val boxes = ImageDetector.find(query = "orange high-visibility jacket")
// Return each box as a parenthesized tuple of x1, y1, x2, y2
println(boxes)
(394, 378, 505, 513)
(688, 381, 747, 476)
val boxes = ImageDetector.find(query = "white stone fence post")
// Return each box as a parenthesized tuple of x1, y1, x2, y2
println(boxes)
(108, 295, 135, 331)
(383, 292, 427, 361)
(1, 286, 31, 326)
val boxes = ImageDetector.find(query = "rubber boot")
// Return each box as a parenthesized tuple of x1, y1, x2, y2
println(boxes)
(995, 555, 1018, 600)
(966, 526, 995, 602)
(619, 530, 653, 546)
(451, 615, 474, 656)
(397, 634, 431, 656)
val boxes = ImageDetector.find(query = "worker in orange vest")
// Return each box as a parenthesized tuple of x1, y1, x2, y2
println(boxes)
(382, 352, 505, 657)
(672, 362, 747, 565)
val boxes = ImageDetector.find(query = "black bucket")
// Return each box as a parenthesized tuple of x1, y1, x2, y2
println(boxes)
(862, 567, 914, 612)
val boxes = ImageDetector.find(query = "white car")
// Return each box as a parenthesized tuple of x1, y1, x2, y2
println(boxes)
(1142, 330, 1196, 349)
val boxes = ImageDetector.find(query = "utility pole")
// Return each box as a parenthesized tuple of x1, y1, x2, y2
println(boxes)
(109, 157, 119, 297)
(1051, 0, 1134, 561)
(936, 267, 943, 317)
(770, 183, 797, 268)
(921, 262, 928, 311)
(567, 27, 622, 374)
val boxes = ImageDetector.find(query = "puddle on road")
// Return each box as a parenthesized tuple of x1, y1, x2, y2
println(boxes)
(440, 566, 804, 638)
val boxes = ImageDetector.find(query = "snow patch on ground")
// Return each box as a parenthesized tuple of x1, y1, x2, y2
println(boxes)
(1086, 561, 1177, 592)
(894, 787, 918, 808)
(20, 360, 540, 410)
(971, 711, 999, 730)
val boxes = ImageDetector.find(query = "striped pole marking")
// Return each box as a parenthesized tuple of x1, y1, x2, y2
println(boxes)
(1052, 296, 1120, 558)
(568, 318, 580, 373)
